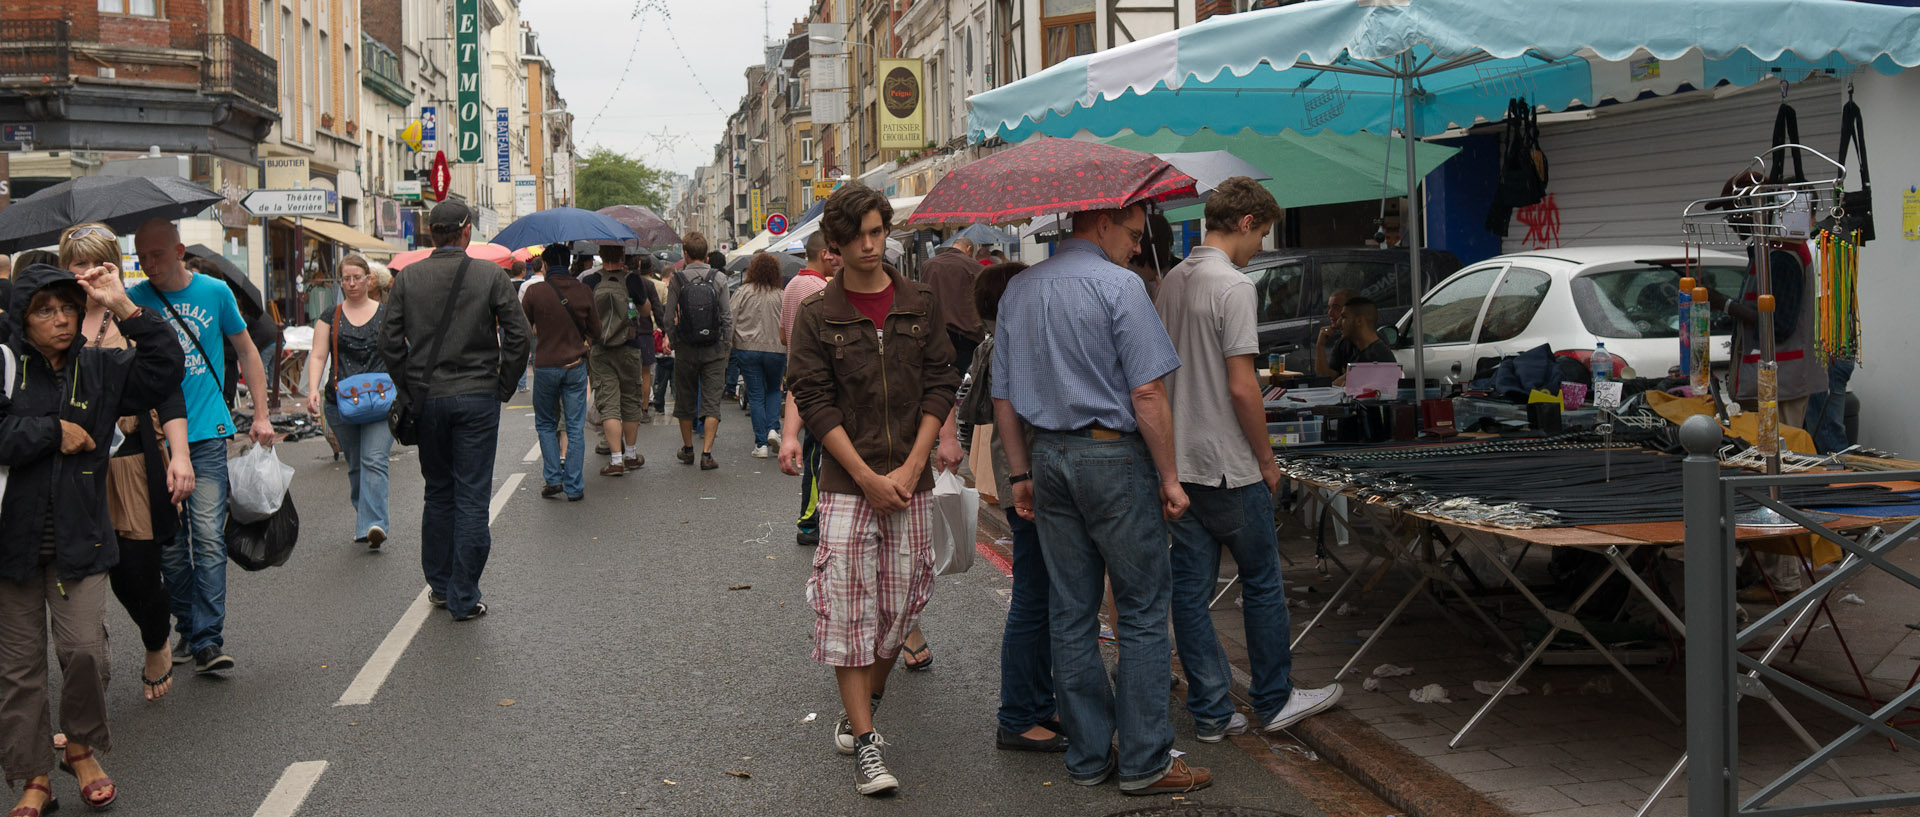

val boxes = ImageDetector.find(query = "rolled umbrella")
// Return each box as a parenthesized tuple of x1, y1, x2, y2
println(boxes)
(0, 175, 224, 252)
(183, 244, 265, 316)
(490, 207, 638, 250)
(905, 137, 1196, 227)
(388, 243, 515, 272)
(597, 205, 682, 248)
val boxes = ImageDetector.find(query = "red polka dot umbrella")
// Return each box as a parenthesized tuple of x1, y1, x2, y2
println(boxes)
(904, 137, 1197, 226)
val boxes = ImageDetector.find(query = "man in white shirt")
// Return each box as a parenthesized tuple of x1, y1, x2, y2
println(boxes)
(1154, 178, 1344, 742)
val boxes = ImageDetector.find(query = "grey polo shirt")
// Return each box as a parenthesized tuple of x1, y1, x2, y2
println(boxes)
(1155, 246, 1264, 489)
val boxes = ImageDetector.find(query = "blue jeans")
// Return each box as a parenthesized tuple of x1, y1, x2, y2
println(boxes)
(324, 402, 394, 539)
(417, 393, 500, 618)
(1806, 357, 1855, 454)
(998, 507, 1057, 734)
(1169, 481, 1294, 727)
(163, 438, 229, 654)
(534, 364, 589, 497)
(735, 349, 785, 444)
(1030, 431, 1174, 789)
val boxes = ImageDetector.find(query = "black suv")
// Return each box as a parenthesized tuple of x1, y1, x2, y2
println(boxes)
(1238, 247, 1460, 374)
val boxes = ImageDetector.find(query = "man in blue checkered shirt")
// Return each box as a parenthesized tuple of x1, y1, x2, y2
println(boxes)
(991, 202, 1212, 797)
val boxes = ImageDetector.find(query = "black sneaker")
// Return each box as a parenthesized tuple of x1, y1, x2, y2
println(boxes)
(796, 527, 819, 547)
(171, 640, 192, 665)
(541, 484, 564, 498)
(676, 446, 695, 465)
(367, 526, 386, 550)
(853, 732, 899, 795)
(453, 602, 488, 622)
(700, 453, 718, 471)
(193, 646, 234, 674)
(428, 589, 447, 608)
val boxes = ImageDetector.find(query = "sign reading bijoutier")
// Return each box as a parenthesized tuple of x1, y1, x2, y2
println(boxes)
(455, 0, 483, 162)
(241, 189, 331, 217)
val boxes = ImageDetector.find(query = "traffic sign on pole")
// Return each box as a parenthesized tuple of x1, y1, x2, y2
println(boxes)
(430, 151, 452, 202)
(766, 213, 788, 235)
(240, 189, 332, 217)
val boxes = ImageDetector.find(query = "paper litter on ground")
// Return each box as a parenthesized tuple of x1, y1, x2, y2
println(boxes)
(1840, 593, 1866, 606)
(1373, 663, 1414, 677)
(1473, 680, 1527, 696)
(1409, 683, 1451, 703)
(1336, 602, 1360, 616)
(1362, 677, 1381, 692)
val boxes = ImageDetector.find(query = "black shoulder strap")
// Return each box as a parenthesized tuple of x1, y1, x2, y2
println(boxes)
(1769, 103, 1806, 184)
(1839, 99, 1870, 187)
(149, 282, 224, 395)
(546, 278, 594, 343)
(416, 258, 474, 388)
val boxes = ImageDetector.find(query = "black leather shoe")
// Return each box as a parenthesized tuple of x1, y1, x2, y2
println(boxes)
(428, 590, 447, 608)
(996, 726, 1068, 753)
(541, 484, 564, 498)
(567, 493, 585, 502)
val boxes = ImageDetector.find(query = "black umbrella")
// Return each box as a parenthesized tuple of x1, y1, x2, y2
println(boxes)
(184, 244, 265, 317)
(598, 205, 682, 248)
(0, 175, 224, 253)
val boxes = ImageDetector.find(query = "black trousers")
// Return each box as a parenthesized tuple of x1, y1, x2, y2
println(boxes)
(108, 537, 173, 654)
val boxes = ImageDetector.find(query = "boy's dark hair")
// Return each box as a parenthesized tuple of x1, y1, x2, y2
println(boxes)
(707, 251, 728, 270)
(973, 261, 1028, 322)
(682, 231, 710, 261)
(599, 245, 625, 265)
(1345, 296, 1379, 323)
(820, 183, 893, 251)
(1203, 176, 1282, 234)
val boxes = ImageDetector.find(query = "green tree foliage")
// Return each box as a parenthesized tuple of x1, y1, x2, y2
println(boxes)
(576, 146, 669, 211)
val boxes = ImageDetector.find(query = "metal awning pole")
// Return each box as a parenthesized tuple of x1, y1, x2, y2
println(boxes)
(1402, 53, 1426, 400)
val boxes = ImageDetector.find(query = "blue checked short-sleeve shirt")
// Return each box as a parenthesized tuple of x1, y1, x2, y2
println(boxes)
(990, 239, 1181, 433)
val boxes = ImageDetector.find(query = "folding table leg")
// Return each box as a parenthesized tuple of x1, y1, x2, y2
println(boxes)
(1291, 554, 1380, 651)
(1337, 530, 1513, 679)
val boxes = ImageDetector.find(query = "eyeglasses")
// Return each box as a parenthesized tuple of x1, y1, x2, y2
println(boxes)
(65, 226, 115, 242)
(341, 274, 370, 284)
(28, 304, 81, 321)
(1121, 223, 1145, 246)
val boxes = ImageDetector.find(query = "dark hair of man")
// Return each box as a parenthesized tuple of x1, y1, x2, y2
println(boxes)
(707, 251, 728, 269)
(819, 183, 893, 251)
(570, 256, 591, 276)
(681, 230, 710, 261)
(973, 261, 1028, 322)
(1130, 210, 1177, 272)
(599, 245, 625, 265)
(542, 243, 570, 270)
(1069, 203, 1142, 235)
(804, 230, 829, 262)
(1345, 296, 1379, 324)
(527, 257, 545, 274)
(1203, 176, 1283, 234)
(429, 224, 464, 246)
(635, 255, 654, 274)
(745, 252, 783, 291)
(510, 260, 527, 278)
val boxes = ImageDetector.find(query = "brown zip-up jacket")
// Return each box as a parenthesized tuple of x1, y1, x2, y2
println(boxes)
(786, 272, 960, 496)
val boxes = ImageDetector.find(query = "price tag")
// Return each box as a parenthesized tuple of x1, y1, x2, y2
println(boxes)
(1595, 381, 1624, 409)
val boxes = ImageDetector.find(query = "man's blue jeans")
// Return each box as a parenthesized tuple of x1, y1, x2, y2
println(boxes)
(998, 507, 1057, 734)
(163, 438, 229, 653)
(1030, 431, 1174, 789)
(1169, 481, 1294, 728)
(417, 393, 501, 619)
(324, 402, 394, 540)
(1806, 357, 1855, 454)
(734, 349, 785, 444)
(534, 364, 589, 497)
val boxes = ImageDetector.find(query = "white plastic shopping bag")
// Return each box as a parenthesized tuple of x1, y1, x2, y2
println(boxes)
(228, 443, 294, 524)
(930, 469, 977, 576)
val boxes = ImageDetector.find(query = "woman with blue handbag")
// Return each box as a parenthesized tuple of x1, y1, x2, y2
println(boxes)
(305, 254, 393, 550)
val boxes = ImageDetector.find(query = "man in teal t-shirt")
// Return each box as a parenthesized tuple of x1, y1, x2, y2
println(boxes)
(130, 219, 277, 676)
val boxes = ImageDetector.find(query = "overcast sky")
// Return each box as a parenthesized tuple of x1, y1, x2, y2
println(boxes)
(521, 0, 818, 180)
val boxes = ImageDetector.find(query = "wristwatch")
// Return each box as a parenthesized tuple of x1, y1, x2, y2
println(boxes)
(1009, 472, 1032, 485)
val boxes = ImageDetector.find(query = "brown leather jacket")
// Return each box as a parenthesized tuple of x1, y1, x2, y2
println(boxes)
(787, 272, 960, 496)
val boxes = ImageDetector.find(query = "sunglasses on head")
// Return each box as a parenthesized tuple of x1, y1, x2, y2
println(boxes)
(66, 226, 115, 241)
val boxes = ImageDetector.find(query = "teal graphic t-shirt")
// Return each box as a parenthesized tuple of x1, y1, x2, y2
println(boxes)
(129, 272, 249, 443)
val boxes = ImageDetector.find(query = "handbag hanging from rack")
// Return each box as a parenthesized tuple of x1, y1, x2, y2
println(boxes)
(1816, 90, 1874, 244)
(1485, 97, 1549, 236)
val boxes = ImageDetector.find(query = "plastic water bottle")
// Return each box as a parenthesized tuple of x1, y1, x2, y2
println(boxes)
(1591, 342, 1613, 385)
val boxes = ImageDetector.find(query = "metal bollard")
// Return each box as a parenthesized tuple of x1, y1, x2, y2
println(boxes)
(1681, 414, 1736, 816)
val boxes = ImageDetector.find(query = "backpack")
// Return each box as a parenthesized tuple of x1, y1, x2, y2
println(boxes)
(676, 267, 723, 346)
(592, 270, 636, 347)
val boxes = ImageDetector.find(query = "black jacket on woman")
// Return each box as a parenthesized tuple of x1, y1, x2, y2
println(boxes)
(0, 265, 184, 582)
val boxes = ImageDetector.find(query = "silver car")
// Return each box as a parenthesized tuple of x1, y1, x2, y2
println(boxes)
(1392, 245, 1747, 384)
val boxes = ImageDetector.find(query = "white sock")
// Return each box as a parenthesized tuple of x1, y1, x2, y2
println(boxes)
(611, 453, 623, 466)
(624, 446, 637, 460)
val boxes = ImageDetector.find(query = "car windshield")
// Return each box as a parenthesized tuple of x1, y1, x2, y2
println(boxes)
(1571, 264, 1744, 339)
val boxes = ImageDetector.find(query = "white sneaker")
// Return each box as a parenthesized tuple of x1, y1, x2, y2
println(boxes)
(1195, 711, 1249, 743)
(1261, 683, 1345, 733)
(752, 445, 771, 458)
(767, 429, 781, 445)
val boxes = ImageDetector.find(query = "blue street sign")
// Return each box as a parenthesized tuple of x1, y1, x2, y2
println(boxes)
(496, 108, 511, 183)
(421, 106, 437, 150)
(2, 124, 35, 143)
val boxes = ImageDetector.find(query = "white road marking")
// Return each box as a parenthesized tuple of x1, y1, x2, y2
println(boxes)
(252, 760, 328, 817)
(523, 441, 541, 462)
(334, 473, 524, 707)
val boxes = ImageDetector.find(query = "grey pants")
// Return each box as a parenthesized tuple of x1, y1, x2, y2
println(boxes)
(672, 343, 731, 421)
(0, 569, 110, 782)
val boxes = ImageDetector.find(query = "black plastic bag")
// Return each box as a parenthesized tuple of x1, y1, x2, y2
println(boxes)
(227, 491, 299, 571)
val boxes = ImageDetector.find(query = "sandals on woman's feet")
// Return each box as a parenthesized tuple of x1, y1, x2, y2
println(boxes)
(7, 781, 57, 817)
(58, 748, 115, 810)
(141, 670, 172, 702)
(902, 642, 934, 672)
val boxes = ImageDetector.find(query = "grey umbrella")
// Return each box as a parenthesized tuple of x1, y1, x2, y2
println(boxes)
(599, 205, 682, 248)
(0, 175, 224, 252)
(952, 223, 1020, 245)
(184, 244, 265, 317)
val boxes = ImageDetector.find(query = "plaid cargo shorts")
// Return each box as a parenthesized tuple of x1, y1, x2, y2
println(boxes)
(806, 491, 935, 667)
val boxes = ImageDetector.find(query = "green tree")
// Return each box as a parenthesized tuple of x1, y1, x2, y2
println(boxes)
(575, 146, 669, 212)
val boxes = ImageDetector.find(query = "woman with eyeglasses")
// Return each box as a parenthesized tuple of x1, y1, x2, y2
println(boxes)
(61, 224, 196, 709)
(0, 258, 184, 817)
(304, 254, 393, 549)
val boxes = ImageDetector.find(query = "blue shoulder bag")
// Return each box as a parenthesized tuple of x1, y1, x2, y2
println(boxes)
(332, 305, 397, 424)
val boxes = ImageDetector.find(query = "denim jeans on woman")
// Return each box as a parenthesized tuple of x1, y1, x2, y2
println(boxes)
(734, 349, 785, 444)
(324, 401, 394, 540)
(998, 507, 1057, 734)
(417, 393, 501, 619)
(1169, 481, 1294, 729)
(163, 438, 229, 654)
(534, 364, 589, 498)
(1030, 430, 1174, 790)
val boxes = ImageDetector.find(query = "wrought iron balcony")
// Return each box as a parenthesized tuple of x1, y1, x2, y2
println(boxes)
(202, 34, 278, 111)
(0, 19, 70, 82)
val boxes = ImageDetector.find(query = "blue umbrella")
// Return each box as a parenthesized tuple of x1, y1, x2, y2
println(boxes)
(489, 207, 637, 249)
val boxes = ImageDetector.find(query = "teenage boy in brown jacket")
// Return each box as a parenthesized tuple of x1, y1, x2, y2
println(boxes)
(786, 182, 959, 796)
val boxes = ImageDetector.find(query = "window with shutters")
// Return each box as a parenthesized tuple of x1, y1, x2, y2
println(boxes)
(1041, 0, 1094, 68)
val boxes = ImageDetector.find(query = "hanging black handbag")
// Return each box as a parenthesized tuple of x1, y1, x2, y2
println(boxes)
(1817, 97, 1874, 243)
(1767, 102, 1806, 185)
(1495, 98, 1549, 209)
(387, 258, 473, 446)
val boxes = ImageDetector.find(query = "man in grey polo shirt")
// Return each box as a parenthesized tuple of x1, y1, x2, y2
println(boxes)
(992, 201, 1211, 796)
(1155, 178, 1345, 745)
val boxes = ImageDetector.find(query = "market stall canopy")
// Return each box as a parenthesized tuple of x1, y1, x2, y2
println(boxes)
(0, 175, 223, 252)
(907, 137, 1195, 226)
(1115, 132, 1457, 222)
(292, 218, 404, 255)
(597, 205, 681, 248)
(489, 207, 638, 250)
(968, 0, 1920, 143)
